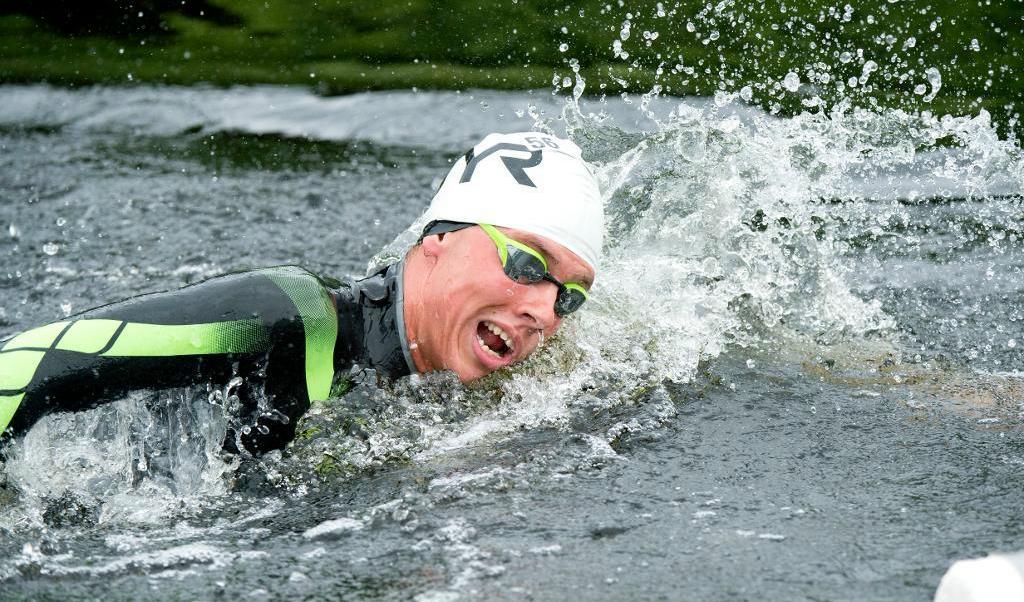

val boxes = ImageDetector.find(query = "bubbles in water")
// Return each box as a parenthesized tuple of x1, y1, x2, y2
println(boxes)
(42, 242, 60, 256)
(559, 43, 569, 52)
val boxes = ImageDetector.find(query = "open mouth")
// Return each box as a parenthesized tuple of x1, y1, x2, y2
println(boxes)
(476, 320, 515, 359)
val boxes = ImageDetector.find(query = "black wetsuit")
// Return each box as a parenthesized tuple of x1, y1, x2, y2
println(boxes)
(0, 264, 412, 455)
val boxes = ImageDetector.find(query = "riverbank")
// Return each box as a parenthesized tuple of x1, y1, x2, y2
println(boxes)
(0, 1, 1019, 126)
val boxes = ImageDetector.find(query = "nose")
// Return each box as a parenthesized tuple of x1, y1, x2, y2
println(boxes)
(516, 280, 561, 333)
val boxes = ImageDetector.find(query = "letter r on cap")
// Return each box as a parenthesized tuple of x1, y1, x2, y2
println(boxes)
(461, 143, 544, 188)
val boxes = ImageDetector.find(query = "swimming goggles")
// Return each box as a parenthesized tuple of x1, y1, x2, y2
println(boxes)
(421, 221, 589, 316)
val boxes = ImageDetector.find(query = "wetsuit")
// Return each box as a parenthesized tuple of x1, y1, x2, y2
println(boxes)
(0, 264, 413, 455)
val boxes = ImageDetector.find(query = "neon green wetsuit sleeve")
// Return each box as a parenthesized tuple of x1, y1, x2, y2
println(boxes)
(0, 266, 340, 453)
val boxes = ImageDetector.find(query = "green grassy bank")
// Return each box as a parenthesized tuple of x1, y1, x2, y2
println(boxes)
(1, 1, 1021, 125)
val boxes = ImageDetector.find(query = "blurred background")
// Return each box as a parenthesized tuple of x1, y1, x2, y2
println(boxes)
(1, 0, 1021, 128)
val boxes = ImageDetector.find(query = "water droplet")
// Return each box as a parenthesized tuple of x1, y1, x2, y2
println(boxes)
(783, 72, 801, 92)
(559, 43, 569, 52)
(613, 40, 629, 60)
(859, 60, 878, 84)
(923, 67, 942, 102)
(42, 242, 59, 256)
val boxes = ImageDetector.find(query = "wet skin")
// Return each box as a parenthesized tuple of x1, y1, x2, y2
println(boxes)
(402, 225, 595, 381)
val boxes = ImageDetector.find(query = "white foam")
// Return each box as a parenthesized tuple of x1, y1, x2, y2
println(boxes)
(302, 517, 365, 540)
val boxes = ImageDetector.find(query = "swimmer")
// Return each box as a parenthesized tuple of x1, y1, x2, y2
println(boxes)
(0, 132, 603, 455)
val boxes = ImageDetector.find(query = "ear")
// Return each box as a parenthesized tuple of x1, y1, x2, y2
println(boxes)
(420, 232, 447, 258)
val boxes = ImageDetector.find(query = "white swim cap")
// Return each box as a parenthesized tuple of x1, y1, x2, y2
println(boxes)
(423, 132, 603, 271)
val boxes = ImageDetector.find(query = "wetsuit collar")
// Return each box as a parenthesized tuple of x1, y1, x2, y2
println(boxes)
(393, 260, 417, 375)
(350, 261, 414, 379)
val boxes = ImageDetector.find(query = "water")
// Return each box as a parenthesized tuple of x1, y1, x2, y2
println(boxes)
(0, 83, 1022, 601)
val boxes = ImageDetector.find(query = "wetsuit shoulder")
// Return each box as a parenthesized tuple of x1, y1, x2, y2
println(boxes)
(0, 266, 339, 454)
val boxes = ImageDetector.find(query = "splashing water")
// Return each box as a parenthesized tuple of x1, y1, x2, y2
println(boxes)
(2, 385, 238, 529)
(0, 69, 1019, 534)
(0, 0, 1022, 595)
(358, 75, 1023, 461)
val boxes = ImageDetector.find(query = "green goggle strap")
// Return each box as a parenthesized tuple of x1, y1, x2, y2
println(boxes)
(562, 282, 589, 298)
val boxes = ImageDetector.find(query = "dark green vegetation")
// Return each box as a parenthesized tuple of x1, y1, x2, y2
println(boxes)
(1, 1, 1021, 123)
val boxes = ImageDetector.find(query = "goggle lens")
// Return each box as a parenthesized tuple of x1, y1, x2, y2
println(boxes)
(502, 247, 587, 315)
(504, 246, 546, 284)
(554, 286, 587, 317)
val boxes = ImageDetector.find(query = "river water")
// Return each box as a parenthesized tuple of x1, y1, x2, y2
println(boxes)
(0, 84, 1021, 601)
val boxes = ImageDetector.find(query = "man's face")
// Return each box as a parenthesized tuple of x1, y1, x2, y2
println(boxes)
(409, 225, 595, 381)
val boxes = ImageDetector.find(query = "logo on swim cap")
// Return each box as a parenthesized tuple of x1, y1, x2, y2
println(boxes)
(461, 143, 542, 187)
(423, 132, 603, 271)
